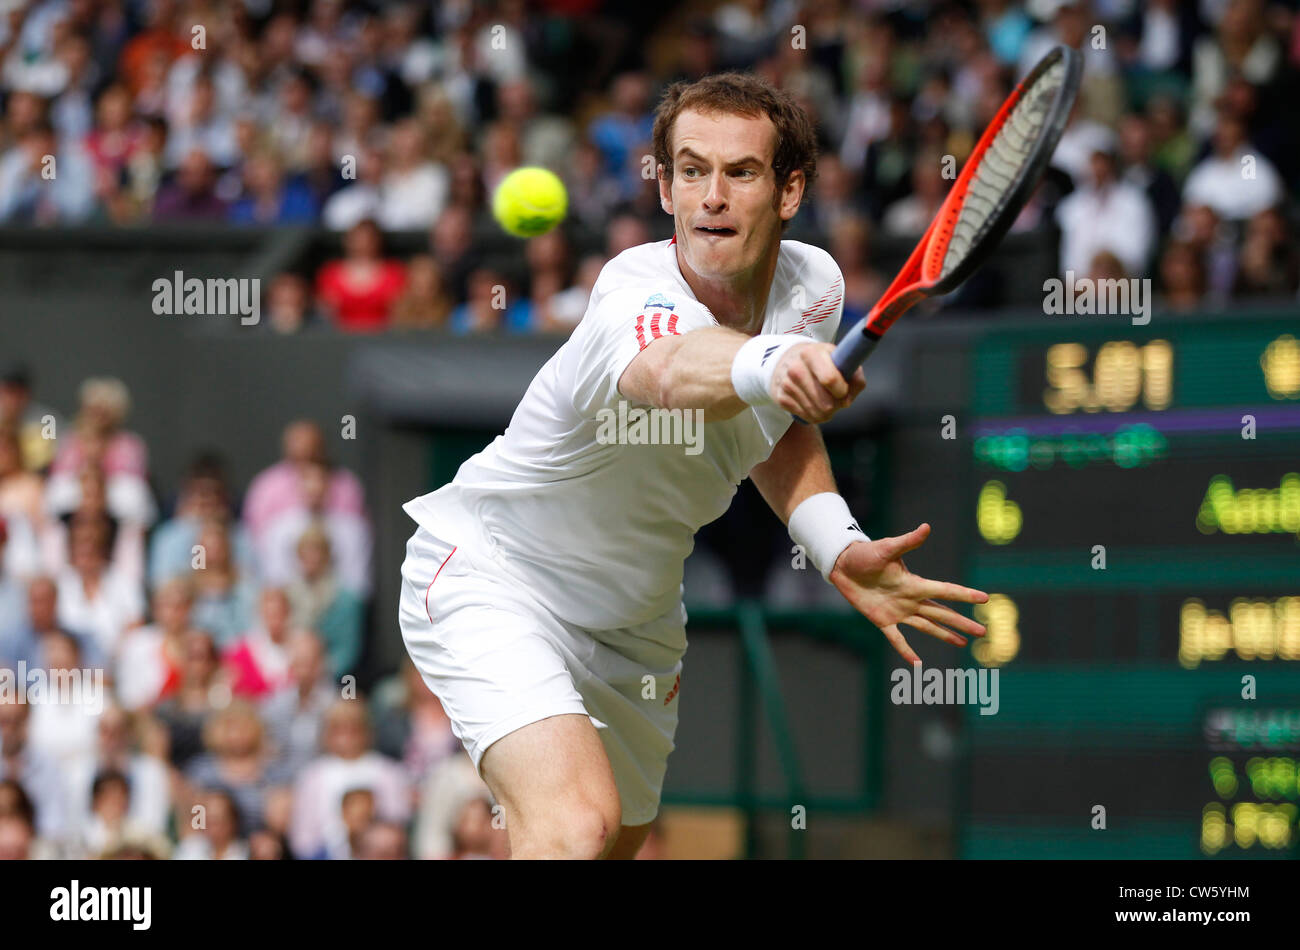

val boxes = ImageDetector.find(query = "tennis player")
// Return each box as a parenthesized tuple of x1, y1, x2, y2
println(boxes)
(398, 72, 988, 859)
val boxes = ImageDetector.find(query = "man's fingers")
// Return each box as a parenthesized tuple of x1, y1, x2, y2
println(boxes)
(903, 614, 968, 647)
(880, 624, 920, 665)
(919, 600, 987, 637)
(878, 523, 932, 559)
(807, 348, 849, 400)
(918, 579, 990, 605)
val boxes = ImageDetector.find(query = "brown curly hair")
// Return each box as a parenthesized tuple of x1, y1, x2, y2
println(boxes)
(652, 71, 819, 231)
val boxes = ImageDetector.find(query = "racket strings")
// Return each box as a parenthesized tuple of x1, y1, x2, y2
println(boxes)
(941, 59, 1067, 278)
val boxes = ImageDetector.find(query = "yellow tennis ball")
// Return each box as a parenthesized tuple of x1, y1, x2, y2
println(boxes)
(492, 167, 567, 238)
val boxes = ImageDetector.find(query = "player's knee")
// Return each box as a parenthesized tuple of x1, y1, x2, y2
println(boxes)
(562, 797, 621, 859)
(517, 792, 620, 859)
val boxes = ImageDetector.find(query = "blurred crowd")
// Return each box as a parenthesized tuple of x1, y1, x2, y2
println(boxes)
(0, 366, 620, 860)
(1, 0, 1298, 331)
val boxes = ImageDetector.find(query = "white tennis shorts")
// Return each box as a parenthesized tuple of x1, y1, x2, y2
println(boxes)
(397, 522, 685, 826)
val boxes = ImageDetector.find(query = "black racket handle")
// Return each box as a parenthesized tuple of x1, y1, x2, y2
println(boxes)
(832, 324, 882, 376)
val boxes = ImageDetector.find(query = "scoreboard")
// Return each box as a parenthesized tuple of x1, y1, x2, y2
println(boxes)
(941, 312, 1300, 858)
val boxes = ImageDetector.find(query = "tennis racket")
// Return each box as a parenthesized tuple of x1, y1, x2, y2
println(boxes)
(832, 43, 1082, 375)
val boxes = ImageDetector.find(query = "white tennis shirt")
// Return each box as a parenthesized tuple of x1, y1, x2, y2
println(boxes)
(404, 236, 844, 634)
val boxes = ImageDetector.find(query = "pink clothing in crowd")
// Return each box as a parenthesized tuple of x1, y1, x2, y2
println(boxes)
(241, 462, 366, 539)
(50, 431, 149, 478)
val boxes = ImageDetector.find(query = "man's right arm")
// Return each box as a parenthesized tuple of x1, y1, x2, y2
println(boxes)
(617, 328, 865, 424)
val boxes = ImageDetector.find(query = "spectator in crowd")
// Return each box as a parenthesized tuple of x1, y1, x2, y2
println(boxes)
(247, 826, 292, 860)
(283, 525, 363, 678)
(289, 699, 411, 860)
(564, 139, 627, 235)
(149, 452, 255, 588)
(1189, 0, 1282, 138)
(241, 420, 365, 544)
(450, 267, 532, 334)
(66, 703, 171, 844)
(356, 819, 409, 859)
(224, 587, 297, 700)
(25, 632, 99, 782)
(390, 254, 453, 329)
(116, 577, 203, 711)
(262, 272, 321, 334)
(0, 519, 28, 643)
(123, 114, 169, 220)
(260, 457, 371, 598)
(378, 117, 449, 230)
(1145, 94, 1196, 182)
(315, 217, 407, 331)
(0, 364, 60, 472)
(330, 786, 376, 859)
(0, 778, 54, 859)
(152, 146, 227, 221)
(882, 147, 951, 236)
(1173, 202, 1239, 303)
(495, 78, 576, 172)
(173, 787, 248, 859)
(1055, 146, 1157, 278)
(153, 629, 230, 770)
(370, 658, 459, 783)
(1182, 108, 1283, 222)
(84, 84, 141, 190)
(828, 215, 888, 328)
(50, 377, 147, 480)
(55, 512, 144, 660)
(227, 149, 319, 225)
(588, 71, 655, 201)
(1117, 112, 1182, 233)
(451, 794, 511, 860)
(164, 71, 238, 170)
(184, 700, 293, 836)
(0, 699, 67, 845)
(0, 119, 96, 224)
(187, 517, 256, 647)
(0, 427, 47, 560)
(44, 462, 151, 584)
(262, 629, 335, 774)
(79, 769, 170, 859)
(1158, 238, 1208, 312)
(323, 143, 384, 231)
(605, 211, 653, 259)
(1, 575, 101, 669)
(540, 253, 607, 332)
(1233, 206, 1300, 298)
(427, 203, 478, 302)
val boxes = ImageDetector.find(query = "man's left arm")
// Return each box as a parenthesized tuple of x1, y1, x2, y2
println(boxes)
(749, 422, 989, 665)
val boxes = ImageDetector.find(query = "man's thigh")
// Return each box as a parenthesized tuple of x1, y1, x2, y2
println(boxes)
(479, 713, 623, 856)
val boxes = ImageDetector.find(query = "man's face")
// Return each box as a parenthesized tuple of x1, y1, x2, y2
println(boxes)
(660, 109, 802, 284)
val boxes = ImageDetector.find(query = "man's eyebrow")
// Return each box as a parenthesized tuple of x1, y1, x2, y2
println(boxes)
(675, 148, 765, 167)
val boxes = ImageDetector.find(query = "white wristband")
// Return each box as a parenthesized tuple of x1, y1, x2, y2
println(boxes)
(730, 334, 806, 405)
(788, 492, 870, 581)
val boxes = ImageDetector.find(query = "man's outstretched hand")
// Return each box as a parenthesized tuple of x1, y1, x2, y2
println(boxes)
(828, 523, 989, 665)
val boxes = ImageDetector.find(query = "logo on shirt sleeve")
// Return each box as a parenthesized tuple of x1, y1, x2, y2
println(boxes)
(635, 293, 682, 350)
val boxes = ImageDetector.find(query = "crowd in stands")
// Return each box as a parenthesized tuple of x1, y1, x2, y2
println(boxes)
(0, 365, 554, 859)
(1, 0, 1298, 332)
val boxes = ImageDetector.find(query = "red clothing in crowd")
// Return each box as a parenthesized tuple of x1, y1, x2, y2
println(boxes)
(315, 260, 407, 332)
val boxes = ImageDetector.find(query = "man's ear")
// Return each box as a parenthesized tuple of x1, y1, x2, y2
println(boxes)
(658, 164, 673, 214)
(779, 169, 805, 223)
